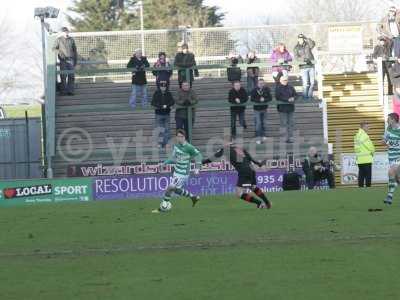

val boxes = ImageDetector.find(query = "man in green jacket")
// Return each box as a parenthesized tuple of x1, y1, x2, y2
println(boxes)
(354, 121, 375, 187)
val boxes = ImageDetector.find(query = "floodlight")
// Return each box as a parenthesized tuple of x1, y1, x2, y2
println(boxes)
(34, 7, 59, 19)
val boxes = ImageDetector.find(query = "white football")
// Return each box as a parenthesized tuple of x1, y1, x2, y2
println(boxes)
(159, 200, 172, 212)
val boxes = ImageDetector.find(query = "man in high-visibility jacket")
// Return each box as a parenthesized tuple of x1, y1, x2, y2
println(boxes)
(354, 121, 375, 187)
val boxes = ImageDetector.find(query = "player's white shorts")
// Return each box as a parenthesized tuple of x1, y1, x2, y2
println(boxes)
(171, 173, 189, 189)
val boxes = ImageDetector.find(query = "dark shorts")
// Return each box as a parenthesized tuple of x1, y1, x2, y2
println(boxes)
(236, 170, 257, 187)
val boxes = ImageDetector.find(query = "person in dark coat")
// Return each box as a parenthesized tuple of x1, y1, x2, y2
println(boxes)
(54, 27, 78, 95)
(127, 49, 150, 109)
(275, 75, 297, 143)
(228, 81, 248, 139)
(174, 44, 198, 88)
(373, 36, 393, 95)
(152, 52, 173, 89)
(246, 50, 260, 93)
(250, 79, 272, 144)
(302, 146, 335, 189)
(294, 34, 316, 100)
(151, 81, 175, 149)
(175, 81, 198, 139)
(227, 51, 243, 83)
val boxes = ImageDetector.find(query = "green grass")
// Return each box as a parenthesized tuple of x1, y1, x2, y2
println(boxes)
(1, 187, 400, 300)
(3, 105, 42, 118)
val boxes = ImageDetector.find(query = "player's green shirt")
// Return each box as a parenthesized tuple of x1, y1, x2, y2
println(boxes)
(384, 125, 400, 163)
(164, 142, 202, 176)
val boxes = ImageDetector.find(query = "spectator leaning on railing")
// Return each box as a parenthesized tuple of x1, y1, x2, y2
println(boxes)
(275, 75, 296, 143)
(373, 36, 393, 95)
(151, 81, 175, 150)
(54, 27, 78, 96)
(250, 78, 271, 145)
(174, 44, 199, 88)
(270, 43, 293, 83)
(127, 49, 150, 109)
(227, 51, 243, 83)
(246, 50, 260, 94)
(228, 81, 248, 139)
(377, 6, 400, 58)
(175, 81, 198, 138)
(153, 52, 173, 89)
(294, 34, 316, 100)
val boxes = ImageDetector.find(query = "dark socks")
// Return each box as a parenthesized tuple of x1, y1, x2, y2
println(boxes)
(240, 193, 262, 206)
(253, 186, 268, 203)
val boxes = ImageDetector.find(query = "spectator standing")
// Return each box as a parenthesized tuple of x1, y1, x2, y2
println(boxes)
(227, 51, 243, 83)
(354, 121, 375, 188)
(228, 81, 248, 139)
(270, 43, 293, 83)
(302, 147, 335, 189)
(153, 52, 173, 89)
(294, 34, 316, 100)
(246, 50, 260, 93)
(54, 27, 78, 96)
(250, 79, 272, 144)
(377, 6, 400, 57)
(175, 81, 198, 139)
(275, 76, 296, 143)
(373, 37, 393, 95)
(174, 44, 198, 88)
(151, 81, 175, 149)
(127, 49, 150, 109)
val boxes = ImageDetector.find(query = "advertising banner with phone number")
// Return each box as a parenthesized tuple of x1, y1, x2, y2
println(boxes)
(93, 170, 328, 201)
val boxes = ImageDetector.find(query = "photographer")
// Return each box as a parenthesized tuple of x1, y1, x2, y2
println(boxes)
(294, 34, 316, 100)
(175, 81, 198, 138)
(302, 146, 335, 189)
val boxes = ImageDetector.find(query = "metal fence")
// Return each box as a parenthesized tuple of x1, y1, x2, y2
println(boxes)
(69, 21, 379, 81)
(0, 118, 43, 180)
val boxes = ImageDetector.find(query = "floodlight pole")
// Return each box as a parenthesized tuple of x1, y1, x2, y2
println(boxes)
(138, 1, 145, 55)
(40, 16, 47, 94)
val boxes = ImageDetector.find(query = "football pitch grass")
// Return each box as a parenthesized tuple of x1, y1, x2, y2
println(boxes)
(1, 187, 400, 300)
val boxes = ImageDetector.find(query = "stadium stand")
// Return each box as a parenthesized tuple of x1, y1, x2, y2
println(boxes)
(54, 75, 324, 177)
(323, 73, 386, 184)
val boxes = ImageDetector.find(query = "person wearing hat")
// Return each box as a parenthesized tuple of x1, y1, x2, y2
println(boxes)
(354, 121, 375, 188)
(294, 33, 316, 100)
(151, 81, 175, 149)
(377, 6, 400, 57)
(174, 43, 199, 88)
(152, 52, 173, 89)
(373, 36, 393, 95)
(54, 27, 78, 96)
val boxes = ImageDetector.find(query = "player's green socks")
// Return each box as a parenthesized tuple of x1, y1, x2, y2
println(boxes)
(163, 190, 172, 202)
(387, 177, 397, 199)
(241, 193, 262, 206)
(175, 188, 193, 198)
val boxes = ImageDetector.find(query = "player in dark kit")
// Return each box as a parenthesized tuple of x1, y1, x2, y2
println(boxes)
(202, 141, 272, 209)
